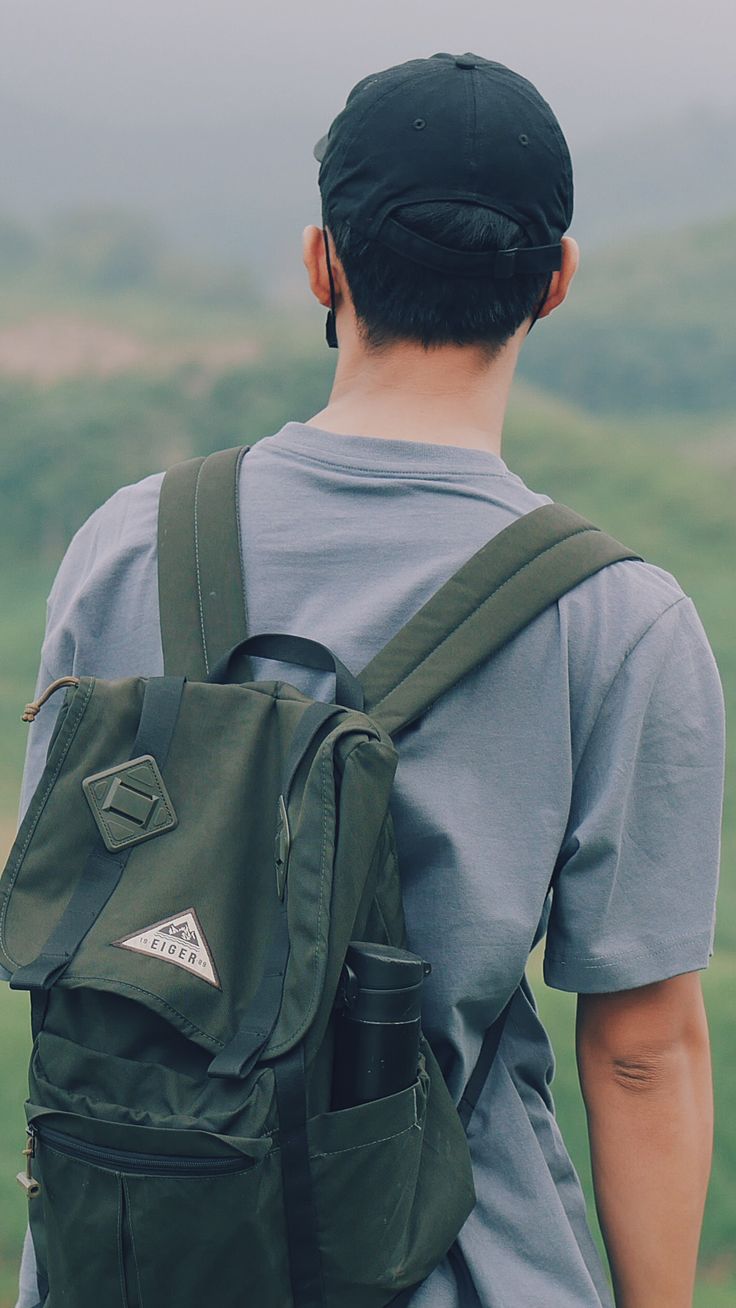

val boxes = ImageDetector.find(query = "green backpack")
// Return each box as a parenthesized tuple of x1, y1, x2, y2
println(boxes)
(0, 446, 639, 1308)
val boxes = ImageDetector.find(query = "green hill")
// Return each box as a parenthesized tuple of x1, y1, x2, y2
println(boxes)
(519, 213, 736, 415)
(573, 107, 736, 252)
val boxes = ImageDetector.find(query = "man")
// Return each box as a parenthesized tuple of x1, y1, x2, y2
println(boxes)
(16, 53, 724, 1308)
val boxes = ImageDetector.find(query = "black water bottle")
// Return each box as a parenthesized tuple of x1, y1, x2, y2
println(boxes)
(331, 941, 431, 1110)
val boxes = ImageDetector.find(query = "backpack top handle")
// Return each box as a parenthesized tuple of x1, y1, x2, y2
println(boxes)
(207, 632, 365, 712)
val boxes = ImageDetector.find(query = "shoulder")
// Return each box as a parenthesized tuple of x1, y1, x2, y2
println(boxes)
(496, 487, 696, 652)
(495, 479, 698, 677)
(559, 553, 723, 769)
(504, 491, 724, 756)
(561, 553, 688, 660)
(22, 474, 166, 815)
(49, 471, 164, 605)
(43, 471, 165, 679)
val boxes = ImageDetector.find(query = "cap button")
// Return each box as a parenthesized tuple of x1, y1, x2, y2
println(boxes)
(455, 55, 478, 69)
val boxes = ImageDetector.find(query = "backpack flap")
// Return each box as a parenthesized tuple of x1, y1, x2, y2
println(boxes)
(1, 672, 396, 1072)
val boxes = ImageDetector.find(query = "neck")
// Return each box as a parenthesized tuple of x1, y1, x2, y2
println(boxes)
(307, 325, 523, 455)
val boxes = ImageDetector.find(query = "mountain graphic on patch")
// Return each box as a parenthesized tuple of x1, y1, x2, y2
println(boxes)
(112, 908, 220, 988)
(159, 919, 200, 948)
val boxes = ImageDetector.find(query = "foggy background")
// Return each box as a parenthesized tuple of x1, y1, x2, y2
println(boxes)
(3, 0, 736, 294)
(1, 5, 735, 1306)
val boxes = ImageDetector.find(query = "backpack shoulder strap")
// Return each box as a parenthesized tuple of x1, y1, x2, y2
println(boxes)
(359, 504, 642, 736)
(158, 452, 642, 715)
(157, 445, 250, 678)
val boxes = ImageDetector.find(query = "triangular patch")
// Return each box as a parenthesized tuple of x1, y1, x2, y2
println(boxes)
(112, 908, 220, 989)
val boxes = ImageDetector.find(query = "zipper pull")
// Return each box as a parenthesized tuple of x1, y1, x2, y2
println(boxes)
(16, 1127, 40, 1198)
(274, 794, 291, 900)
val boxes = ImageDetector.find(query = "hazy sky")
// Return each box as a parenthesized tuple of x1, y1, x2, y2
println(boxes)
(3, 0, 735, 290)
(3, 0, 735, 143)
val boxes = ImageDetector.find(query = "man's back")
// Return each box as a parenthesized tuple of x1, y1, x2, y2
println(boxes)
(21, 422, 723, 1308)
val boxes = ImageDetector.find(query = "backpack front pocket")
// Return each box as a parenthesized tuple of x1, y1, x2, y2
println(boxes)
(32, 1082, 430, 1308)
(29, 1114, 289, 1308)
(27, 1049, 472, 1308)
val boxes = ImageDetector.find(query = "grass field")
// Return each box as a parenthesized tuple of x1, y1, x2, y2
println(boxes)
(0, 987, 31, 1307)
(0, 380, 733, 1304)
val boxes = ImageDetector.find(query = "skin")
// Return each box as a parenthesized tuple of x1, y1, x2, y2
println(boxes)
(578, 977, 713, 1308)
(302, 223, 578, 453)
(302, 223, 714, 1307)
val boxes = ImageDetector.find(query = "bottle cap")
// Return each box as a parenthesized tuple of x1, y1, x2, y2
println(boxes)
(345, 941, 430, 991)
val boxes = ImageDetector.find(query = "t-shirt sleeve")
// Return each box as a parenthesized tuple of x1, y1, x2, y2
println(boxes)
(543, 595, 725, 993)
(18, 531, 85, 824)
(18, 476, 164, 823)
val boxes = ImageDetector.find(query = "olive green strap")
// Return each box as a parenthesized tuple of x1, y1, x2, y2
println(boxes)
(159, 455, 641, 727)
(359, 505, 641, 737)
(158, 446, 250, 678)
(157, 455, 205, 678)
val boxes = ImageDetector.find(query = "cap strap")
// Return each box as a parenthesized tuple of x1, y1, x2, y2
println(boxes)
(322, 224, 339, 348)
(492, 245, 563, 279)
(526, 271, 555, 336)
(379, 217, 562, 278)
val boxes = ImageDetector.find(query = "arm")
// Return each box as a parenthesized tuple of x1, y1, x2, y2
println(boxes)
(576, 973, 713, 1308)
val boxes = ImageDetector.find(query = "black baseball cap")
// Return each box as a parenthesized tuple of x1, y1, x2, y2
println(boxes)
(314, 53, 573, 280)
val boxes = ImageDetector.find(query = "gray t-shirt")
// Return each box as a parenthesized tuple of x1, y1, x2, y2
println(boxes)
(16, 423, 724, 1308)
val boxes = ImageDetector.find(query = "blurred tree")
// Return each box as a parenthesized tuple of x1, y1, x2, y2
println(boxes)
(155, 254, 260, 309)
(519, 213, 736, 415)
(0, 214, 40, 272)
(47, 207, 165, 292)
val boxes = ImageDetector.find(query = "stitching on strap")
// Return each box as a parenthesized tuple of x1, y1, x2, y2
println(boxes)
(193, 460, 210, 675)
(234, 446, 250, 637)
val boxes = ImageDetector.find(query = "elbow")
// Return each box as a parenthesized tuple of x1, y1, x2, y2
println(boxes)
(608, 1048, 675, 1094)
(576, 976, 712, 1101)
(580, 1026, 712, 1102)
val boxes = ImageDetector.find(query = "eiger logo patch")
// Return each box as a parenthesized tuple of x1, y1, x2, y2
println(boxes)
(113, 909, 220, 988)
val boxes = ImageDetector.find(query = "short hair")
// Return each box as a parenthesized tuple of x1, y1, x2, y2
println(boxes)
(328, 202, 551, 359)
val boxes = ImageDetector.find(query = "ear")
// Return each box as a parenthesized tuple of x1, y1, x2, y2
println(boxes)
(302, 224, 340, 309)
(535, 235, 580, 320)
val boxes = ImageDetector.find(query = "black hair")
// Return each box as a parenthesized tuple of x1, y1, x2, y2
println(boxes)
(328, 202, 551, 358)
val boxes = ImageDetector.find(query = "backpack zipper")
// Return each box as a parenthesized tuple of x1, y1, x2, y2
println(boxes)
(35, 1123, 252, 1177)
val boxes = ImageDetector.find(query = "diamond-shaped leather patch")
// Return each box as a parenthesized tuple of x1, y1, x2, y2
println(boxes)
(82, 755, 177, 852)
